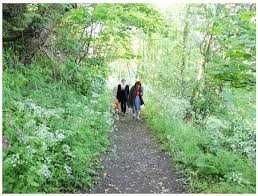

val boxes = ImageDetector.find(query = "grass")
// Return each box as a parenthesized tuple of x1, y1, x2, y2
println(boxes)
(142, 94, 256, 193)
(2, 63, 114, 193)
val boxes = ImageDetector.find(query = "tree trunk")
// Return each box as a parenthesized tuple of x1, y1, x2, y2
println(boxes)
(180, 6, 190, 97)
(77, 24, 94, 64)
(3, 4, 77, 65)
(22, 24, 57, 65)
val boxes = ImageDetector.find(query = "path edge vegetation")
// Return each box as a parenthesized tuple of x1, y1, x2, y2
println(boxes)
(139, 3, 255, 194)
(2, 3, 256, 194)
(2, 3, 163, 193)
(142, 95, 256, 193)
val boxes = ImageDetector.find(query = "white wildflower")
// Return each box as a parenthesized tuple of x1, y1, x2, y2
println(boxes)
(64, 164, 72, 175)
(39, 164, 51, 178)
(6, 154, 20, 166)
(36, 124, 50, 135)
(35, 125, 66, 143)
(22, 135, 37, 143)
(62, 144, 70, 153)
(55, 129, 65, 141)
(26, 146, 36, 158)
(228, 171, 248, 185)
(35, 124, 55, 142)
(24, 119, 36, 128)
(16, 101, 26, 111)
(54, 163, 61, 167)
(41, 142, 49, 151)
(45, 157, 52, 164)
(27, 99, 63, 119)
(62, 144, 75, 157)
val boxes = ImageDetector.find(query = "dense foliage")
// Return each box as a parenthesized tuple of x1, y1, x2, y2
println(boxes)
(108, 3, 256, 194)
(2, 3, 162, 193)
(3, 64, 113, 193)
(143, 89, 255, 193)
(139, 4, 256, 193)
(2, 3, 256, 194)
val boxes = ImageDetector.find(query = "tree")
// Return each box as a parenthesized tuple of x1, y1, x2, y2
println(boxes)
(3, 3, 77, 64)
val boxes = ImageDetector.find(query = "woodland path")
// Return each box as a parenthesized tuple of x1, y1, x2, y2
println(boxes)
(90, 111, 188, 193)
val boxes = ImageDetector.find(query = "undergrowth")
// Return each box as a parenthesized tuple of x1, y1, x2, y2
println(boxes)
(142, 91, 256, 193)
(3, 63, 114, 193)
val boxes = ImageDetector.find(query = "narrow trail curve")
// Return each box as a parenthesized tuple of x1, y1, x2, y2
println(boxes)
(90, 112, 188, 193)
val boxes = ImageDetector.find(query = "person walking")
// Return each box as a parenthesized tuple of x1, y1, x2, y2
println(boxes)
(128, 84, 136, 115)
(129, 81, 144, 120)
(116, 79, 129, 115)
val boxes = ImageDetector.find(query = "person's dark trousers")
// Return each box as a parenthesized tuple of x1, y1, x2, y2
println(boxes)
(120, 99, 127, 114)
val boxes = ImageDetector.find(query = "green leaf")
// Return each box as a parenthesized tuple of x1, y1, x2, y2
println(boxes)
(30, 181, 40, 187)
(240, 11, 254, 22)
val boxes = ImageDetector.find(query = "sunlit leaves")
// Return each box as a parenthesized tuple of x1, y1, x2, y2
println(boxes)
(240, 11, 255, 22)
(67, 7, 90, 23)
(200, 4, 256, 88)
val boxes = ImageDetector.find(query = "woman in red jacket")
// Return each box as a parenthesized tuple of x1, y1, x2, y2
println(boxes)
(129, 81, 144, 120)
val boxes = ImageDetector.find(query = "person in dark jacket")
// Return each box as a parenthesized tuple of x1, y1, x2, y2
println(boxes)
(116, 79, 129, 115)
(128, 85, 136, 114)
(128, 81, 144, 120)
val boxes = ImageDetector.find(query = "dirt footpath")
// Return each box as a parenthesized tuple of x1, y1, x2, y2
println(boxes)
(91, 112, 188, 193)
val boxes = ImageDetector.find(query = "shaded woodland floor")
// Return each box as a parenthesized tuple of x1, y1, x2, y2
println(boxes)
(89, 111, 189, 193)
